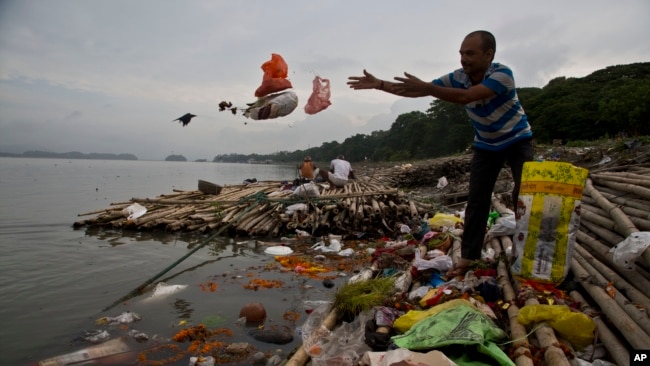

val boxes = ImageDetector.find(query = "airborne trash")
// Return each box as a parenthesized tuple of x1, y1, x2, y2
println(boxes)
(304, 76, 331, 115)
(244, 90, 298, 120)
(254, 53, 293, 98)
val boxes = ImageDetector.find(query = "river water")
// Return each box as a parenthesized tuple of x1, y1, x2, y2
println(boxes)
(0, 158, 338, 365)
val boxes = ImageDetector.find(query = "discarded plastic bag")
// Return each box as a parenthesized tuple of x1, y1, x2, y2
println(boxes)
(517, 304, 595, 350)
(292, 182, 320, 198)
(392, 302, 513, 366)
(311, 239, 342, 253)
(359, 348, 457, 366)
(487, 208, 516, 238)
(96, 311, 142, 325)
(122, 202, 147, 220)
(310, 310, 372, 366)
(254, 53, 293, 97)
(428, 213, 463, 229)
(412, 253, 452, 272)
(285, 203, 308, 215)
(436, 176, 448, 189)
(264, 246, 293, 256)
(393, 298, 469, 334)
(304, 76, 331, 114)
(609, 232, 650, 271)
(301, 303, 333, 356)
(244, 90, 298, 120)
(189, 356, 215, 366)
(338, 248, 354, 256)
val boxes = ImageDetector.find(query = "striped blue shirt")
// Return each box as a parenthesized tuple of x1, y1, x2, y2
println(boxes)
(433, 63, 532, 151)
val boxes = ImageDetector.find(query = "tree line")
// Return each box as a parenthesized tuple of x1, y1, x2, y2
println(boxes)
(213, 62, 649, 164)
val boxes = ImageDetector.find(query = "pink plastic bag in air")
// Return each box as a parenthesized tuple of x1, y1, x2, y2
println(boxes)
(304, 76, 331, 115)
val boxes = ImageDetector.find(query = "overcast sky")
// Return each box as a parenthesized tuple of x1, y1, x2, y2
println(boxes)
(1, 1, 648, 161)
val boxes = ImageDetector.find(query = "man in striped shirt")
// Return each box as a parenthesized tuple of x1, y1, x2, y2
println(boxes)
(348, 30, 533, 277)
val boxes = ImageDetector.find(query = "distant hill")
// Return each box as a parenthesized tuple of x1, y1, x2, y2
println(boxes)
(165, 154, 187, 162)
(0, 150, 138, 160)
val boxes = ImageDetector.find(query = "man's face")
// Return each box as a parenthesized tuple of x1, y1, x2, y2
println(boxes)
(459, 35, 493, 77)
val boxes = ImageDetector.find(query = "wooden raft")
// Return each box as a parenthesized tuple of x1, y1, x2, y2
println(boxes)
(73, 176, 435, 237)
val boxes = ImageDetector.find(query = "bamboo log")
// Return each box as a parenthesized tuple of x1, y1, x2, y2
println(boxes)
(568, 291, 629, 366)
(573, 250, 650, 336)
(584, 178, 639, 238)
(133, 206, 182, 225)
(591, 172, 650, 188)
(582, 201, 650, 229)
(284, 307, 339, 366)
(591, 175, 650, 200)
(580, 208, 625, 234)
(576, 232, 650, 295)
(371, 199, 381, 215)
(593, 190, 650, 212)
(490, 239, 534, 366)
(523, 297, 571, 366)
(571, 258, 650, 349)
(574, 244, 650, 311)
(580, 220, 624, 247)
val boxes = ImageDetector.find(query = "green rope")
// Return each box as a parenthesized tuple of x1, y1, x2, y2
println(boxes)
(101, 194, 262, 312)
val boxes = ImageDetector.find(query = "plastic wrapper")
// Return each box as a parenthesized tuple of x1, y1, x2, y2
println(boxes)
(428, 213, 463, 230)
(359, 349, 457, 366)
(412, 253, 452, 272)
(122, 203, 147, 220)
(254, 53, 292, 97)
(292, 182, 320, 198)
(609, 231, 650, 271)
(486, 208, 516, 238)
(244, 90, 298, 120)
(149, 282, 188, 299)
(393, 298, 469, 334)
(96, 311, 142, 325)
(285, 203, 308, 215)
(517, 304, 595, 350)
(304, 309, 372, 365)
(304, 76, 331, 114)
(392, 302, 512, 366)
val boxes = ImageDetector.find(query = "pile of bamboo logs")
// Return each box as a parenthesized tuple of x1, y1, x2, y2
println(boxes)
(486, 160, 650, 365)
(73, 176, 435, 237)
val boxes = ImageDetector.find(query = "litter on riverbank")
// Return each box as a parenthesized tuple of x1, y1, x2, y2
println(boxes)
(65, 141, 650, 366)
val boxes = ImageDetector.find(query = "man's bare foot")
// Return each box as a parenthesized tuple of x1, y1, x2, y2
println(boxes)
(446, 258, 474, 277)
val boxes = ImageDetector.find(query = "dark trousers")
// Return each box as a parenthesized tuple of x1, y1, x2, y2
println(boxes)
(461, 138, 534, 260)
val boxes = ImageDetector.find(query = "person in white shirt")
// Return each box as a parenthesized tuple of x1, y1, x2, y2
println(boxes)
(319, 154, 355, 187)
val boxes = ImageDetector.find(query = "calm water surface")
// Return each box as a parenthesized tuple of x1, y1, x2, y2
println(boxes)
(0, 158, 335, 365)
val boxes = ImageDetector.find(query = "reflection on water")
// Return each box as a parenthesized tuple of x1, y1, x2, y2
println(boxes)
(173, 298, 194, 320)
